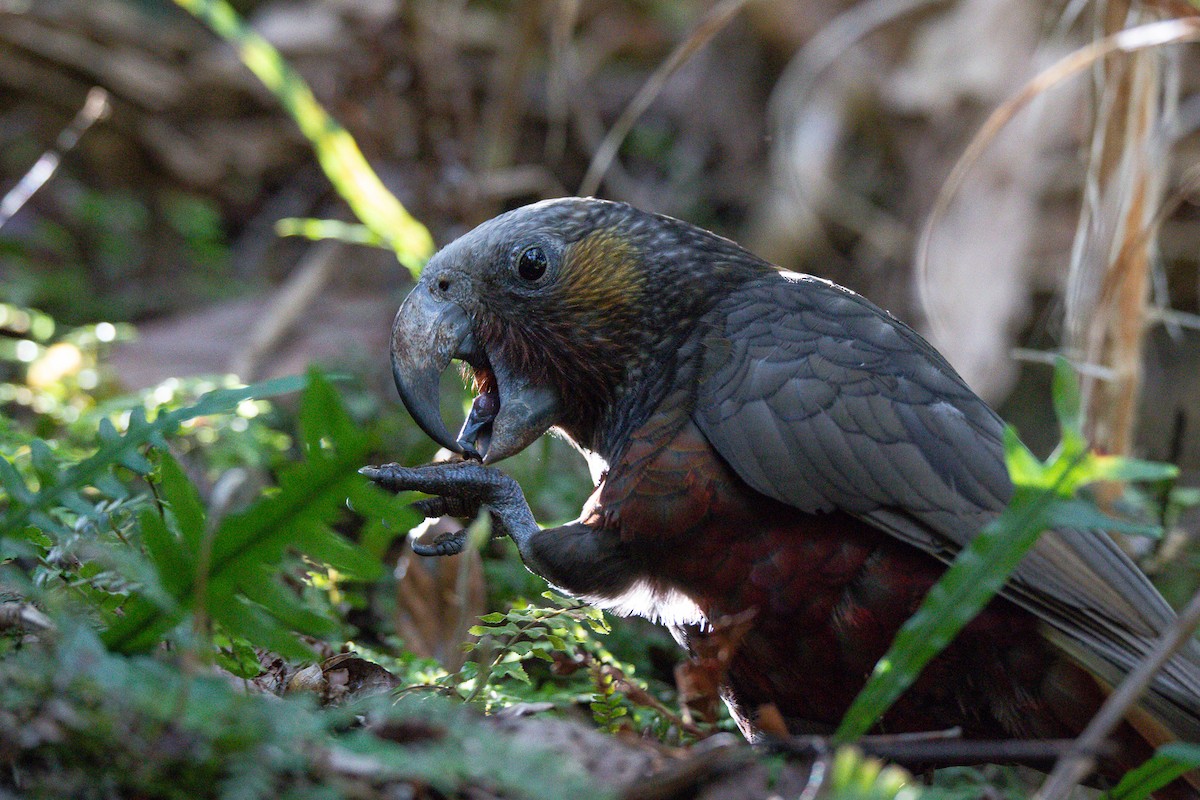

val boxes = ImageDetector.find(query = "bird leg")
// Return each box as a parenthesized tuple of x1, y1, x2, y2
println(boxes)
(361, 461, 640, 598)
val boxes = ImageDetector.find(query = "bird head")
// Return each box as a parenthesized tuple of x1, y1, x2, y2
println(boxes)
(390, 197, 768, 463)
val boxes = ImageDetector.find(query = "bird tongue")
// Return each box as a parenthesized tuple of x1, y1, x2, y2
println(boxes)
(455, 382, 499, 460)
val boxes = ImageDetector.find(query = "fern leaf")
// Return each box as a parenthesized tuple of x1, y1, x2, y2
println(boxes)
(105, 371, 381, 654)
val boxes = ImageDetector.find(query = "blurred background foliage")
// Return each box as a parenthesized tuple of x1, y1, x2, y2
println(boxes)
(3, 0, 1200, 798)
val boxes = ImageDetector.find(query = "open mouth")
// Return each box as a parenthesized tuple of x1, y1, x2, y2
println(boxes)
(455, 362, 499, 460)
(390, 281, 561, 465)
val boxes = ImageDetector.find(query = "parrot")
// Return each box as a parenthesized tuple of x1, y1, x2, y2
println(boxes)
(363, 197, 1200, 791)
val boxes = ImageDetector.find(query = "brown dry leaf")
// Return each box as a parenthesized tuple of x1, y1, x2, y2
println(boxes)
(394, 518, 486, 671)
(284, 653, 400, 705)
(319, 652, 401, 704)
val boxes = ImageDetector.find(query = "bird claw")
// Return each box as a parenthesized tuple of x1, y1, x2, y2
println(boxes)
(411, 529, 468, 557)
(362, 460, 532, 558)
(360, 461, 514, 555)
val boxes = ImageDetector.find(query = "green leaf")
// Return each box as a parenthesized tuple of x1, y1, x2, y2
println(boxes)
(1051, 357, 1084, 444)
(138, 507, 191, 597)
(181, 374, 311, 421)
(29, 439, 56, 483)
(307, 533, 382, 578)
(209, 594, 314, 661)
(13, 526, 53, 548)
(94, 472, 130, 500)
(58, 489, 95, 517)
(102, 594, 182, 653)
(1003, 426, 1046, 487)
(157, 454, 207, 554)
(2, 373, 309, 539)
(835, 361, 1182, 742)
(1046, 498, 1162, 538)
(1107, 743, 1200, 800)
(0, 455, 32, 503)
(118, 449, 155, 474)
(236, 570, 339, 638)
(104, 371, 382, 654)
(347, 482, 419, 559)
(835, 460, 1076, 739)
(275, 218, 386, 248)
(1086, 455, 1179, 484)
(493, 661, 531, 685)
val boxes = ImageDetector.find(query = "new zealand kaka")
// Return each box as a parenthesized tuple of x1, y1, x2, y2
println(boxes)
(365, 198, 1200, 787)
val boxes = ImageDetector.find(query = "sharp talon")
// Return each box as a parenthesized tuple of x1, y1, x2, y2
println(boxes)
(412, 536, 466, 557)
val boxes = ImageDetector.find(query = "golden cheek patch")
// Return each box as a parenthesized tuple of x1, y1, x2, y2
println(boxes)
(560, 229, 646, 311)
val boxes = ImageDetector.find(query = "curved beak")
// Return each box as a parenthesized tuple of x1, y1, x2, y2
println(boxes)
(390, 284, 472, 455)
(482, 366, 559, 464)
(390, 282, 562, 463)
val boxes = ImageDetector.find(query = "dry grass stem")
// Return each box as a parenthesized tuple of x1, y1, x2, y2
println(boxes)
(916, 17, 1200, 343)
(0, 86, 109, 230)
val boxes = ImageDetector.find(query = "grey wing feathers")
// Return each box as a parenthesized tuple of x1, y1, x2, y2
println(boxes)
(694, 271, 1200, 738)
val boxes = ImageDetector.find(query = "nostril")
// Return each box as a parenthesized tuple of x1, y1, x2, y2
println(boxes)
(436, 276, 451, 293)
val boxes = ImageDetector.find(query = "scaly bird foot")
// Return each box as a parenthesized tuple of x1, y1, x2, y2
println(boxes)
(360, 461, 535, 557)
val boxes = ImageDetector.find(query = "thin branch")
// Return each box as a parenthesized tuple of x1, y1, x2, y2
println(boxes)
(544, 0, 580, 164)
(577, 0, 751, 197)
(1035, 585, 1200, 800)
(0, 87, 109, 231)
(1150, 306, 1200, 331)
(1009, 348, 1118, 380)
(228, 241, 340, 381)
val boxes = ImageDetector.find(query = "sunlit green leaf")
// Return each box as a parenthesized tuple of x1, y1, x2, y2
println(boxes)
(275, 218, 387, 248)
(171, 0, 433, 273)
(105, 372, 382, 653)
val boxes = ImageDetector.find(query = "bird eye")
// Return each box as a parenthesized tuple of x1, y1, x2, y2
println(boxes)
(515, 245, 548, 282)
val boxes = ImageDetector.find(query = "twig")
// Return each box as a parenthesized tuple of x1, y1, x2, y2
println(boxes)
(0, 87, 109, 231)
(797, 743, 831, 800)
(228, 240, 340, 381)
(577, 0, 751, 197)
(545, 0, 581, 163)
(1009, 349, 1118, 380)
(606, 665, 709, 739)
(771, 0, 949, 119)
(1034, 585, 1200, 800)
(1150, 306, 1200, 331)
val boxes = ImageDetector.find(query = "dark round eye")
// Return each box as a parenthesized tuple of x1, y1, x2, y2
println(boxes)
(516, 245, 548, 282)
